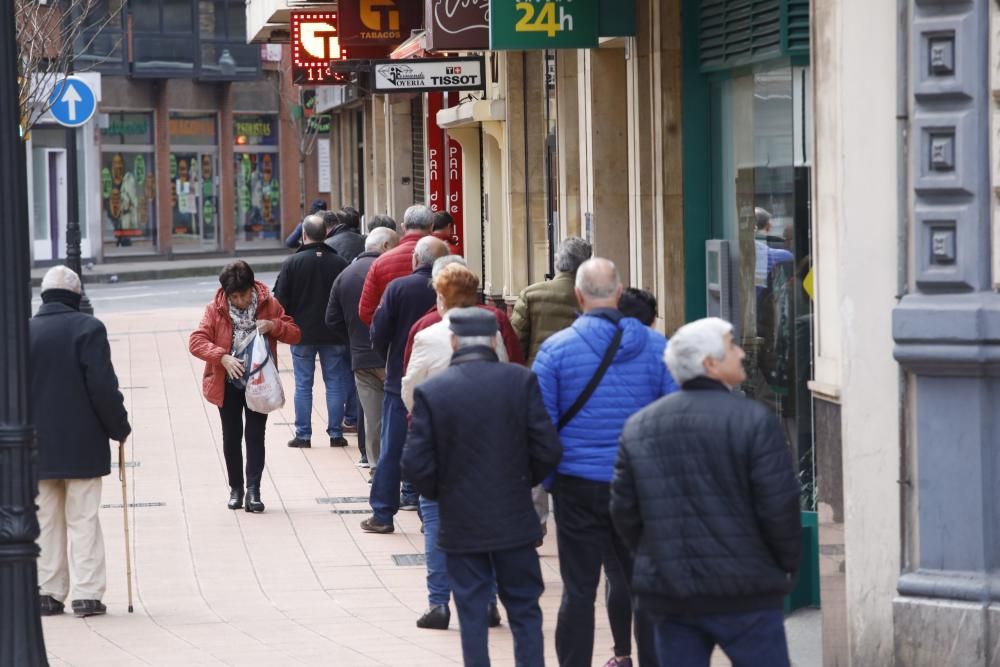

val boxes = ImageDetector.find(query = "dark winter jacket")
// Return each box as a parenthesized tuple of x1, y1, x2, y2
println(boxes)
(29, 301, 131, 479)
(611, 377, 802, 615)
(369, 265, 436, 394)
(273, 242, 349, 346)
(326, 251, 383, 370)
(511, 271, 579, 364)
(533, 309, 678, 482)
(401, 347, 562, 553)
(325, 225, 366, 263)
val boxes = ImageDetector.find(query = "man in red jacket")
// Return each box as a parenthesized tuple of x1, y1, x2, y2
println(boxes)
(358, 204, 434, 326)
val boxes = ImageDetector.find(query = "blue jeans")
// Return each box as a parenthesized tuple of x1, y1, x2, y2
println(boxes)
(448, 545, 544, 667)
(420, 497, 498, 608)
(369, 391, 408, 524)
(651, 609, 790, 667)
(290, 344, 348, 440)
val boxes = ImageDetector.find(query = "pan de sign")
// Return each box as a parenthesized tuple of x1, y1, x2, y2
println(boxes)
(372, 57, 486, 93)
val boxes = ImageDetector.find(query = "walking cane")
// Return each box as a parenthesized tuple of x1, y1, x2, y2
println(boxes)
(118, 441, 134, 613)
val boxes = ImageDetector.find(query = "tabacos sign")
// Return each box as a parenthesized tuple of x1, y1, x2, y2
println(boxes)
(372, 57, 486, 93)
(489, 0, 598, 49)
(338, 0, 424, 47)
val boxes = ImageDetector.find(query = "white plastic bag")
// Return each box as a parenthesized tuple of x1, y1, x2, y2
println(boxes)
(244, 330, 285, 414)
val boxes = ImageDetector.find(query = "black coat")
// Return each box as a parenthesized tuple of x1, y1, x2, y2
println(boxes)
(274, 242, 349, 346)
(401, 347, 562, 553)
(369, 265, 436, 394)
(611, 377, 802, 615)
(29, 303, 131, 479)
(325, 225, 366, 263)
(326, 251, 382, 370)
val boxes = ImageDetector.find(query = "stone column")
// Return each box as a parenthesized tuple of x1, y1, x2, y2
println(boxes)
(386, 99, 414, 220)
(556, 50, 581, 241)
(892, 0, 1000, 664)
(155, 81, 173, 257)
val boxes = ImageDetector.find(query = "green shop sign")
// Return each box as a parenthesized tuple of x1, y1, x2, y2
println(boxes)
(490, 0, 598, 50)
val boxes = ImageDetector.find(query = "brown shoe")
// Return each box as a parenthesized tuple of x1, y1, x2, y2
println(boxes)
(360, 517, 393, 534)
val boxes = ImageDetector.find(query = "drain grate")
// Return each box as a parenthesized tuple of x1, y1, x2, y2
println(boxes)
(111, 461, 141, 468)
(392, 554, 426, 567)
(331, 509, 370, 514)
(101, 502, 165, 509)
(120, 386, 149, 390)
(317, 496, 369, 504)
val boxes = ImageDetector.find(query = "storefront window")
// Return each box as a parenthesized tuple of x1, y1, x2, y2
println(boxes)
(712, 64, 815, 502)
(234, 114, 280, 249)
(100, 112, 157, 256)
(169, 112, 219, 252)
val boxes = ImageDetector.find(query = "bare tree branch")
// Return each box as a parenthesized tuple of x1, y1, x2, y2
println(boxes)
(15, 0, 125, 137)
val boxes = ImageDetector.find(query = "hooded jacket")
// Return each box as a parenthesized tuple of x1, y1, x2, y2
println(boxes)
(325, 224, 366, 262)
(532, 310, 678, 482)
(188, 281, 301, 407)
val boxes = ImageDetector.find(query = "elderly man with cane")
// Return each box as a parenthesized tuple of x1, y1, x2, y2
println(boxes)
(30, 266, 132, 618)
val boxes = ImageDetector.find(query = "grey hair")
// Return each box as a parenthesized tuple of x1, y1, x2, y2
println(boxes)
(755, 207, 772, 230)
(432, 255, 468, 279)
(403, 204, 434, 231)
(664, 317, 734, 385)
(554, 237, 593, 273)
(575, 258, 621, 300)
(301, 215, 326, 242)
(414, 235, 448, 268)
(365, 227, 398, 252)
(454, 335, 495, 349)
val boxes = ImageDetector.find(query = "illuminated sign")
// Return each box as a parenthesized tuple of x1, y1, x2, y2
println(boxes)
(291, 12, 352, 85)
(339, 0, 424, 47)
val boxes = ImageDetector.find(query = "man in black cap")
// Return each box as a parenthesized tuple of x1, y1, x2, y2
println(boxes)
(402, 307, 562, 667)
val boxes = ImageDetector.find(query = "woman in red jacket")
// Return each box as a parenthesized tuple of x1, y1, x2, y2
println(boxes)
(189, 261, 301, 512)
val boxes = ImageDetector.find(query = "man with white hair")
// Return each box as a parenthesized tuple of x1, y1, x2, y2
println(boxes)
(326, 226, 399, 469)
(358, 204, 434, 326)
(361, 235, 449, 533)
(30, 266, 131, 618)
(533, 257, 676, 667)
(611, 317, 801, 666)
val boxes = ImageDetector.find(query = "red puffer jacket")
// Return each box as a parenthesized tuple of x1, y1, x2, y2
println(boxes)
(188, 281, 301, 407)
(358, 231, 425, 326)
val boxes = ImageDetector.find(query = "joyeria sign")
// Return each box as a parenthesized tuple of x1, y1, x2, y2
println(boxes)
(338, 0, 424, 47)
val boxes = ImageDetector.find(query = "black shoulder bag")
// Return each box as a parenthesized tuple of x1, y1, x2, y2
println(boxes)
(557, 327, 624, 431)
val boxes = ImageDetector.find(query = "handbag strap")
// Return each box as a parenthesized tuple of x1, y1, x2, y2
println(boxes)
(557, 327, 623, 431)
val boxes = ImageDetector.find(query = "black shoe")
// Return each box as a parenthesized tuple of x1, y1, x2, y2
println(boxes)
(330, 436, 349, 447)
(227, 487, 244, 510)
(287, 437, 311, 448)
(244, 486, 265, 513)
(342, 421, 358, 434)
(488, 602, 502, 628)
(359, 517, 393, 534)
(416, 604, 450, 630)
(39, 594, 64, 616)
(71, 599, 106, 618)
(399, 497, 419, 511)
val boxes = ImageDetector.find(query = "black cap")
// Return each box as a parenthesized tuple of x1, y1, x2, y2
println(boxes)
(449, 307, 498, 337)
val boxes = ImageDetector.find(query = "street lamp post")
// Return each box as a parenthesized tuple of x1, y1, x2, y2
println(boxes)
(0, 0, 49, 664)
(65, 125, 93, 315)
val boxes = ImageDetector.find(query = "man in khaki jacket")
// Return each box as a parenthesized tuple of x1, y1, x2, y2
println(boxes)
(510, 236, 592, 542)
(510, 236, 592, 364)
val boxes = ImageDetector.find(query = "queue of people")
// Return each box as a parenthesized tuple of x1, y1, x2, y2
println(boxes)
(28, 201, 802, 667)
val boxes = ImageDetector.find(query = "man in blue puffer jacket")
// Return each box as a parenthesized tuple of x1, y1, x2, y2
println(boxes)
(533, 257, 678, 667)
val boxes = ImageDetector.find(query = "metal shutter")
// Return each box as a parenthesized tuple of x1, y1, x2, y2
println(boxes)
(410, 99, 425, 205)
(699, 0, 808, 72)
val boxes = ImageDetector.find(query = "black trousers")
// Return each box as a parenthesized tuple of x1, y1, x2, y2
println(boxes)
(219, 381, 268, 489)
(447, 544, 545, 667)
(552, 474, 655, 667)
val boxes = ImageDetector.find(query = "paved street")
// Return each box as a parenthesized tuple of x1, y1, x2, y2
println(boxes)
(39, 283, 820, 666)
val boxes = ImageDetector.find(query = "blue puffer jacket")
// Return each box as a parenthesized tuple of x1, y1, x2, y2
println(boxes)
(533, 310, 678, 482)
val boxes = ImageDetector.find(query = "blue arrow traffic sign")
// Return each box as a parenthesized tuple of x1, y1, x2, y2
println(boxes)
(48, 77, 97, 128)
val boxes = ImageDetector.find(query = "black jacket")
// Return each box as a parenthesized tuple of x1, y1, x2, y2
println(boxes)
(611, 377, 801, 615)
(325, 225, 366, 263)
(29, 302, 131, 479)
(369, 265, 436, 394)
(326, 251, 382, 370)
(274, 242, 349, 345)
(401, 347, 562, 553)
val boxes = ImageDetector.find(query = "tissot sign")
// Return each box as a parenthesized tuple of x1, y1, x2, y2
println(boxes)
(372, 57, 486, 93)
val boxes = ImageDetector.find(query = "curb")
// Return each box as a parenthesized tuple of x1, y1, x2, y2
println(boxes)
(30, 261, 287, 287)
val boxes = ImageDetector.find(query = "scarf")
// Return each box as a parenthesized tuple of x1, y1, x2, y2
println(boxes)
(228, 290, 258, 355)
(41, 289, 82, 310)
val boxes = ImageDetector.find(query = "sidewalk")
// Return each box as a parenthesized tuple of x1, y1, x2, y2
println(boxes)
(41, 305, 820, 666)
(30, 253, 288, 286)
